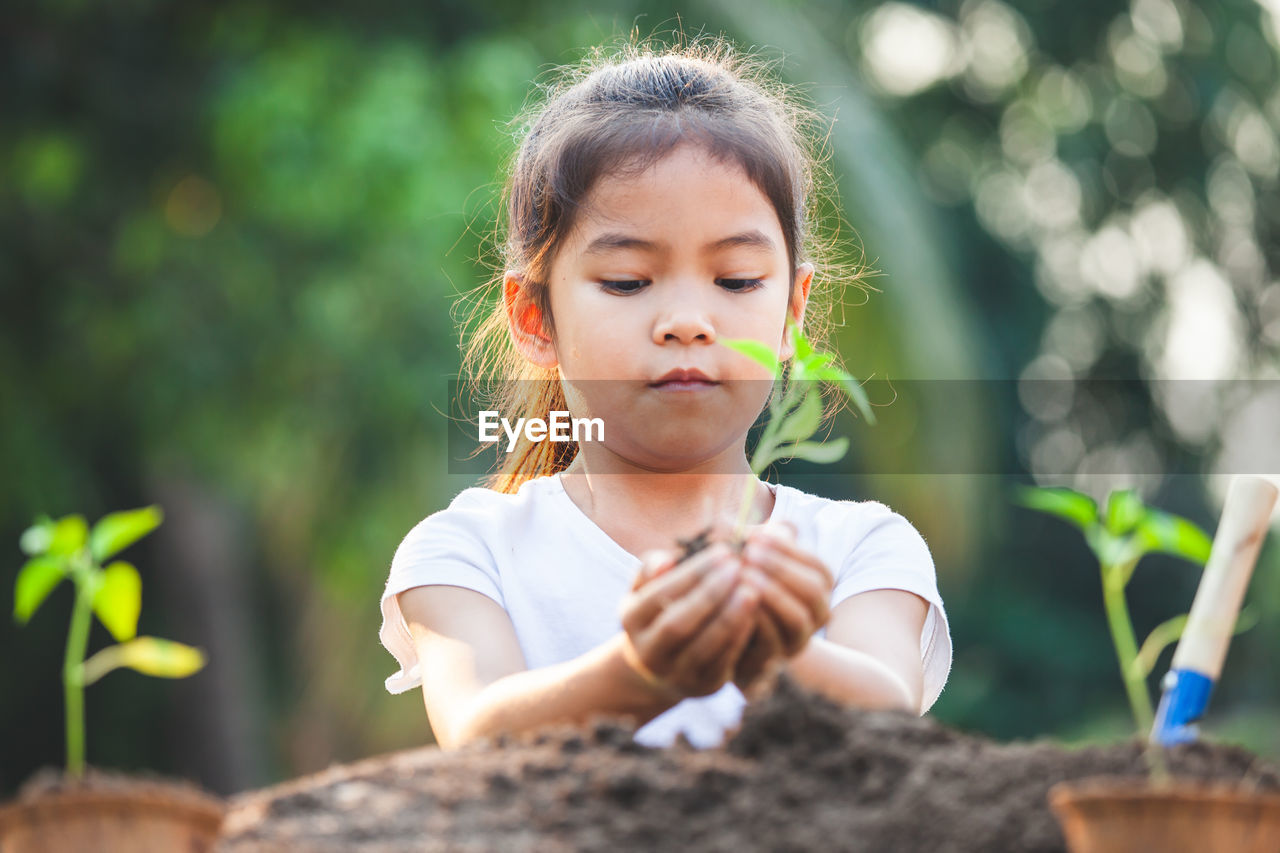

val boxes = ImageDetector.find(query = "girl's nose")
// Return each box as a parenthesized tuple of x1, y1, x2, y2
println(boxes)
(653, 309, 716, 345)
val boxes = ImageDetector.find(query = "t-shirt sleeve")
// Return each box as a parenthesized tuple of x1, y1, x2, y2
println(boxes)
(378, 493, 505, 695)
(829, 501, 952, 715)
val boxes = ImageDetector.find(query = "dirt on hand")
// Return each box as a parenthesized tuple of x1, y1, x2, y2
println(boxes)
(217, 674, 1280, 852)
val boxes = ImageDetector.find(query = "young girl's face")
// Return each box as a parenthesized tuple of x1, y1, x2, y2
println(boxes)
(508, 143, 811, 471)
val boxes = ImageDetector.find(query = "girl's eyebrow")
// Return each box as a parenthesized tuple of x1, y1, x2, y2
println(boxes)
(581, 229, 778, 256)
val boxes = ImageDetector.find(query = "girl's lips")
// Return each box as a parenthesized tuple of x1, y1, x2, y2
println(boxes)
(650, 379, 720, 391)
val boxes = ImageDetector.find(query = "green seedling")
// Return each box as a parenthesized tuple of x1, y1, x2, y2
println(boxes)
(14, 506, 206, 777)
(721, 317, 877, 535)
(1013, 486, 1256, 738)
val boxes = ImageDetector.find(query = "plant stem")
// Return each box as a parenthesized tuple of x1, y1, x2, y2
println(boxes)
(63, 558, 94, 777)
(1143, 739, 1171, 787)
(1101, 560, 1154, 734)
(735, 386, 790, 539)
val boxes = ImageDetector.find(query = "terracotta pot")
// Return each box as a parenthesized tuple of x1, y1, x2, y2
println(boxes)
(1048, 777, 1280, 853)
(0, 775, 225, 853)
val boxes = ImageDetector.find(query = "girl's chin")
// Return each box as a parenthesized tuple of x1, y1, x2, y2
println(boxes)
(594, 438, 746, 471)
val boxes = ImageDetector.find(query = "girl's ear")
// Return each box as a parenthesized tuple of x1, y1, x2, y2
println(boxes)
(779, 262, 814, 360)
(503, 270, 557, 369)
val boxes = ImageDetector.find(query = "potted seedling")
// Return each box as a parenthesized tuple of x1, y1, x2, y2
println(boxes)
(1017, 479, 1280, 853)
(0, 506, 225, 852)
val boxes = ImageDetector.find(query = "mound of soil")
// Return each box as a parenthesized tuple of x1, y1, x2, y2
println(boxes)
(218, 675, 1279, 852)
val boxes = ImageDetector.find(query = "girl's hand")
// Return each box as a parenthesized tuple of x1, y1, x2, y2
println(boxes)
(737, 520, 834, 660)
(731, 606, 788, 698)
(618, 542, 760, 701)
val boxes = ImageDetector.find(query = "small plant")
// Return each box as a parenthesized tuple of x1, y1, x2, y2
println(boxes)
(720, 317, 877, 535)
(14, 506, 206, 778)
(1013, 486, 1255, 737)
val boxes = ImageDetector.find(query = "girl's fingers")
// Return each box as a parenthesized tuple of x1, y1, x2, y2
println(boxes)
(717, 590, 762, 681)
(742, 536, 832, 625)
(633, 548, 679, 591)
(732, 629, 762, 685)
(672, 583, 758, 682)
(621, 542, 736, 631)
(634, 548, 742, 662)
(748, 525, 834, 589)
(741, 566, 815, 656)
(731, 610, 776, 689)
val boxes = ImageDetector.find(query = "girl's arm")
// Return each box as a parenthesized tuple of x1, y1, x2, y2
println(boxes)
(783, 589, 927, 713)
(733, 524, 928, 713)
(399, 543, 758, 750)
(399, 585, 677, 749)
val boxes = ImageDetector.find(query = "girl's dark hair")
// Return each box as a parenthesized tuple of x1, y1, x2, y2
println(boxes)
(459, 36, 872, 494)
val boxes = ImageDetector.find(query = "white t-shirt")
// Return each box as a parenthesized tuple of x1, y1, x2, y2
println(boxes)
(379, 472, 952, 749)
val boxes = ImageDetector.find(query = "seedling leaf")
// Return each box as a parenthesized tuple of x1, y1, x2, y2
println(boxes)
(1104, 490, 1145, 537)
(776, 437, 850, 465)
(1014, 486, 1098, 531)
(721, 339, 779, 377)
(120, 637, 205, 678)
(19, 516, 56, 556)
(89, 506, 163, 563)
(14, 555, 66, 624)
(773, 388, 824, 446)
(812, 368, 876, 425)
(800, 352, 834, 375)
(47, 515, 88, 557)
(82, 636, 206, 685)
(92, 561, 142, 642)
(1135, 510, 1212, 565)
(791, 322, 813, 362)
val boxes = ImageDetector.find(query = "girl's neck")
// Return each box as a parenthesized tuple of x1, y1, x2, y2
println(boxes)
(558, 445, 774, 548)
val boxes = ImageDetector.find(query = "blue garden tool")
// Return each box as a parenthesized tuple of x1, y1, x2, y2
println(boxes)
(1150, 476, 1277, 746)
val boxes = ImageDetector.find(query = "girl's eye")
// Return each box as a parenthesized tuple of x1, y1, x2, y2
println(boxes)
(718, 278, 765, 292)
(598, 278, 765, 294)
(599, 280, 648, 295)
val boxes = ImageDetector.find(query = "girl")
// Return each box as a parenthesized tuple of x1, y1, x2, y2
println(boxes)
(379, 40, 951, 750)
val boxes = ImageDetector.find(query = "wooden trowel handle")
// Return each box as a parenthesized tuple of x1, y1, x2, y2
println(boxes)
(1170, 476, 1278, 679)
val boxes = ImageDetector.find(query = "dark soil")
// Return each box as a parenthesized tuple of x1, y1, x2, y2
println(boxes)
(217, 675, 1280, 852)
(675, 525, 715, 559)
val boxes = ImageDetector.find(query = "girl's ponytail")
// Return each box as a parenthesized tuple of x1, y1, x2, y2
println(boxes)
(486, 375, 574, 494)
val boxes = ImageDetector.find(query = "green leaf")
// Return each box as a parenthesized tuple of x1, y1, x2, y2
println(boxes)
(791, 350, 834, 383)
(800, 352, 834, 373)
(19, 515, 56, 556)
(1013, 486, 1099, 532)
(813, 368, 876, 426)
(775, 437, 850, 465)
(81, 637, 206, 685)
(790, 321, 812, 362)
(92, 561, 142, 642)
(721, 338, 779, 377)
(14, 555, 67, 624)
(89, 506, 163, 563)
(812, 365, 853, 383)
(1135, 510, 1212, 565)
(46, 515, 88, 558)
(773, 388, 824, 446)
(1104, 490, 1145, 537)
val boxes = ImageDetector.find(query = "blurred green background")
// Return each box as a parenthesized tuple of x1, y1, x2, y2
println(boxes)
(4, 0, 1280, 796)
